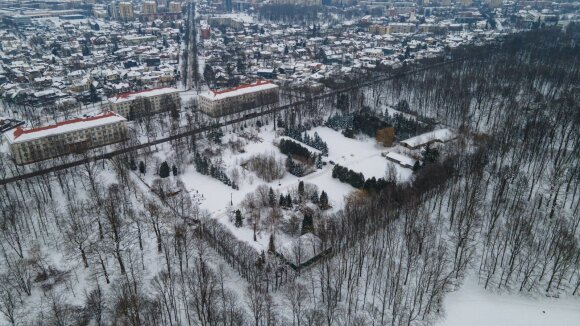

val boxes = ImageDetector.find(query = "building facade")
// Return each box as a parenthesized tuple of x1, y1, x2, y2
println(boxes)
(5, 112, 128, 165)
(118, 2, 134, 20)
(142, 1, 158, 14)
(107, 87, 181, 118)
(199, 80, 279, 117)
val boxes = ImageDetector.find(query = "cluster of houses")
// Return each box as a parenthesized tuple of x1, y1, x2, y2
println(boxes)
(0, 14, 182, 109)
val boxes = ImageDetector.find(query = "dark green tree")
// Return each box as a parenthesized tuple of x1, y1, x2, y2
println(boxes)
(298, 181, 305, 200)
(269, 187, 276, 207)
(268, 233, 276, 253)
(159, 161, 170, 178)
(301, 213, 314, 235)
(172, 165, 178, 176)
(319, 191, 329, 210)
(235, 209, 243, 227)
(139, 161, 146, 174)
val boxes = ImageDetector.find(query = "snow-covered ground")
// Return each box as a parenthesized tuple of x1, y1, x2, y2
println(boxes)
(307, 126, 413, 182)
(437, 279, 580, 326)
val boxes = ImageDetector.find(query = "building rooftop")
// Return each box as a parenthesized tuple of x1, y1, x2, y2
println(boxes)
(201, 80, 278, 101)
(5, 111, 126, 144)
(109, 87, 178, 103)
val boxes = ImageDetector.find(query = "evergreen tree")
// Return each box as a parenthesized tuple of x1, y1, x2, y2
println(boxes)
(268, 187, 276, 207)
(159, 161, 170, 178)
(235, 209, 243, 227)
(172, 165, 178, 176)
(89, 83, 98, 103)
(316, 154, 323, 169)
(268, 233, 276, 253)
(279, 194, 286, 207)
(310, 190, 319, 204)
(286, 194, 293, 208)
(319, 191, 329, 210)
(130, 159, 137, 171)
(298, 181, 305, 200)
(422, 144, 440, 165)
(139, 161, 146, 174)
(301, 213, 314, 235)
(412, 160, 421, 172)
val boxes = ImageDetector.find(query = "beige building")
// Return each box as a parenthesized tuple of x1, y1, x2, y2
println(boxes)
(369, 23, 416, 35)
(271, 0, 322, 6)
(5, 112, 127, 165)
(199, 80, 279, 117)
(168, 1, 182, 13)
(118, 2, 134, 20)
(485, 0, 502, 8)
(388, 23, 416, 34)
(107, 87, 181, 118)
(142, 1, 158, 14)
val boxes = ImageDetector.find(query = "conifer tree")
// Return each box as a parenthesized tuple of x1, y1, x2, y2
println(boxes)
(319, 191, 329, 210)
(311, 190, 319, 204)
(301, 213, 314, 235)
(235, 209, 243, 227)
(279, 194, 286, 207)
(172, 165, 178, 176)
(268, 233, 276, 253)
(159, 161, 170, 178)
(269, 187, 276, 207)
(139, 161, 146, 174)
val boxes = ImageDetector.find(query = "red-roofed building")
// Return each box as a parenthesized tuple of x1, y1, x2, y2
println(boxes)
(5, 112, 128, 164)
(198, 80, 279, 117)
(107, 87, 180, 118)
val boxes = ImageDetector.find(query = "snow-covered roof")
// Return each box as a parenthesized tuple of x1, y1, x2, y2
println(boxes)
(400, 128, 455, 148)
(385, 152, 416, 167)
(200, 80, 278, 101)
(109, 87, 178, 103)
(5, 111, 126, 144)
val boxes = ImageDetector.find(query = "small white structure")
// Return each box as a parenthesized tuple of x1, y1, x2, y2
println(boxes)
(400, 128, 456, 149)
(384, 152, 417, 169)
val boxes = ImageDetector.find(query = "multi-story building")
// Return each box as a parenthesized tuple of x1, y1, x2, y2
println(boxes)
(485, 0, 502, 8)
(271, 0, 322, 5)
(118, 2, 134, 20)
(107, 87, 181, 118)
(369, 23, 416, 35)
(168, 1, 182, 13)
(199, 80, 279, 117)
(388, 23, 417, 34)
(142, 1, 158, 14)
(5, 112, 128, 165)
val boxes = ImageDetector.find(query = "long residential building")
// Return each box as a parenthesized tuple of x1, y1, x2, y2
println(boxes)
(107, 87, 181, 118)
(5, 112, 128, 165)
(199, 80, 279, 117)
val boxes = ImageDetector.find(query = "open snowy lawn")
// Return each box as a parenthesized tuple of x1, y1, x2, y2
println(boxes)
(308, 126, 413, 183)
(437, 279, 580, 326)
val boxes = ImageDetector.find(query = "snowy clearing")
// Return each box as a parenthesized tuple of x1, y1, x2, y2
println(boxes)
(437, 279, 580, 326)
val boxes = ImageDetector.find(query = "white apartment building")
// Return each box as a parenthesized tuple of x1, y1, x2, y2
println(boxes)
(5, 112, 128, 165)
(107, 87, 181, 118)
(198, 80, 279, 117)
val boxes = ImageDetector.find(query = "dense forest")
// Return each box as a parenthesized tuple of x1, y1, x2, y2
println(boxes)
(0, 26, 578, 325)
